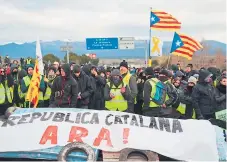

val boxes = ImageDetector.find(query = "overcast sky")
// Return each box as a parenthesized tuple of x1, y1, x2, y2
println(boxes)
(0, 0, 226, 44)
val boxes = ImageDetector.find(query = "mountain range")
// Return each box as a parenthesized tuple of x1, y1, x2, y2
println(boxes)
(0, 40, 226, 59)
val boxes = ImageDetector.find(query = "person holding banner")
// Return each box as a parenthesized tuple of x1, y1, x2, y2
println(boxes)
(119, 60, 137, 110)
(0, 65, 14, 115)
(192, 69, 216, 119)
(104, 69, 133, 113)
(49, 64, 78, 108)
(43, 66, 57, 107)
(143, 68, 178, 118)
(214, 75, 226, 121)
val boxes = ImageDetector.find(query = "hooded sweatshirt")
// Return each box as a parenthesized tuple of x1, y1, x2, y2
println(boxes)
(73, 65, 93, 108)
(49, 64, 78, 108)
(192, 70, 216, 117)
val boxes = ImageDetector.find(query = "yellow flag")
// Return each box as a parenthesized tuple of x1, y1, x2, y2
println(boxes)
(26, 59, 41, 108)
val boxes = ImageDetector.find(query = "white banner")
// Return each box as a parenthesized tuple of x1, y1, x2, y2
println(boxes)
(0, 108, 218, 161)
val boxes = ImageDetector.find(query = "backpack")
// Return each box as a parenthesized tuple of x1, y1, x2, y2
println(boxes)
(150, 79, 167, 105)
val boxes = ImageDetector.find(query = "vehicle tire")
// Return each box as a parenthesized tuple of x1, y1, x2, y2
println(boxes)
(5, 107, 20, 118)
(57, 142, 96, 162)
(119, 148, 159, 161)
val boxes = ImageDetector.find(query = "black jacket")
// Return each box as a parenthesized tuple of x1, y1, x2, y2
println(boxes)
(214, 84, 226, 112)
(192, 70, 216, 116)
(90, 75, 106, 110)
(180, 87, 195, 118)
(49, 64, 78, 108)
(136, 73, 146, 101)
(73, 71, 93, 107)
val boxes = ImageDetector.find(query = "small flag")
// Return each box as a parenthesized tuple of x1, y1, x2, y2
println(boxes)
(26, 59, 41, 108)
(36, 38, 44, 76)
(150, 10, 181, 31)
(170, 32, 203, 60)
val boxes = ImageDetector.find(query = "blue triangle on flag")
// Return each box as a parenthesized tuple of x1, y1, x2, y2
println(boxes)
(150, 12, 160, 26)
(170, 32, 184, 53)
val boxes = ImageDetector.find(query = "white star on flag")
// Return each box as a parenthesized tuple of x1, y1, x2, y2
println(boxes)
(151, 17, 155, 22)
(176, 40, 181, 47)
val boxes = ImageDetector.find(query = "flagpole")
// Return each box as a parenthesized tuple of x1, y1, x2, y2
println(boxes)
(147, 7, 152, 67)
(167, 54, 171, 69)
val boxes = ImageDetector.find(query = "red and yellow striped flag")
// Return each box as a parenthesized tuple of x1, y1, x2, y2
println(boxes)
(150, 10, 181, 31)
(170, 32, 203, 60)
(26, 59, 41, 108)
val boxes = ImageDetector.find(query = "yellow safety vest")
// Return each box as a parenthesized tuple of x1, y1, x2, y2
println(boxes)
(44, 85, 51, 101)
(18, 84, 25, 99)
(0, 81, 13, 104)
(105, 82, 128, 112)
(214, 80, 217, 87)
(26, 59, 31, 64)
(123, 72, 137, 104)
(147, 78, 169, 108)
(23, 76, 44, 101)
(176, 103, 196, 119)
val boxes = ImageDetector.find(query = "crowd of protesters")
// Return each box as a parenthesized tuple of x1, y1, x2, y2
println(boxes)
(0, 55, 226, 121)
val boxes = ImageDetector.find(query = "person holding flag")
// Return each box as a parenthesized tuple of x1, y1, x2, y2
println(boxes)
(21, 63, 45, 108)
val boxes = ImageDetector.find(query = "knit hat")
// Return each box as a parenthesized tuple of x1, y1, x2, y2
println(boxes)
(26, 64, 34, 70)
(120, 60, 128, 69)
(188, 76, 197, 85)
(145, 67, 154, 76)
(160, 69, 169, 77)
(73, 65, 81, 73)
(111, 69, 121, 76)
(175, 70, 184, 77)
(171, 64, 179, 72)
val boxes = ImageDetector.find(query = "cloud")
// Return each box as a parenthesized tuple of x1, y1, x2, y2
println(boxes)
(0, 0, 226, 44)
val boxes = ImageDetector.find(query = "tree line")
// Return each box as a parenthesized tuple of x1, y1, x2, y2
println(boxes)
(43, 53, 99, 65)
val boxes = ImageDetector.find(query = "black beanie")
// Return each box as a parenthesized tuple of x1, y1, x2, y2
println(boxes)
(120, 61, 128, 69)
(73, 65, 81, 73)
(160, 69, 169, 77)
(145, 67, 154, 76)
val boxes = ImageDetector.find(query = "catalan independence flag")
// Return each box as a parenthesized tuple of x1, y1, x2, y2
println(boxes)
(150, 10, 181, 31)
(170, 32, 203, 60)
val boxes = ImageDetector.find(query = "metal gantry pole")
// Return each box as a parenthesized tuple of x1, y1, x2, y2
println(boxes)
(145, 40, 148, 68)
(66, 41, 69, 64)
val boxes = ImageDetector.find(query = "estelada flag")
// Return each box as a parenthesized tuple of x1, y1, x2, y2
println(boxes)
(26, 59, 41, 108)
(150, 9, 181, 31)
(170, 32, 203, 60)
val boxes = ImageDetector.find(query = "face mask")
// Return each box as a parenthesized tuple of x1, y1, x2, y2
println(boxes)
(154, 73, 159, 78)
(204, 77, 212, 83)
(159, 76, 168, 82)
(187, 85, 194, 92)
(48, 74, 56, 81)
(112, 77, 120, 85)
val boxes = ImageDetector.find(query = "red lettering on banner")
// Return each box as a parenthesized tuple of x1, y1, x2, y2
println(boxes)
(39, 126, 58, 145)
(123, 128, 130, 144)
(68, 126, 88, 143)
(93, 127, 113, 147)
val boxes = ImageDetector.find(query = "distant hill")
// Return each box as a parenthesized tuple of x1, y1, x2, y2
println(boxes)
(0, 40, 226, 59)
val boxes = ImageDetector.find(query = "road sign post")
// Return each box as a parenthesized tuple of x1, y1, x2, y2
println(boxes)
(60, 43, 73, 64)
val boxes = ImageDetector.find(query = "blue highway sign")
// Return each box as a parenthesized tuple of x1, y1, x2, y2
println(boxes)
(86, 38, 118, 50)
